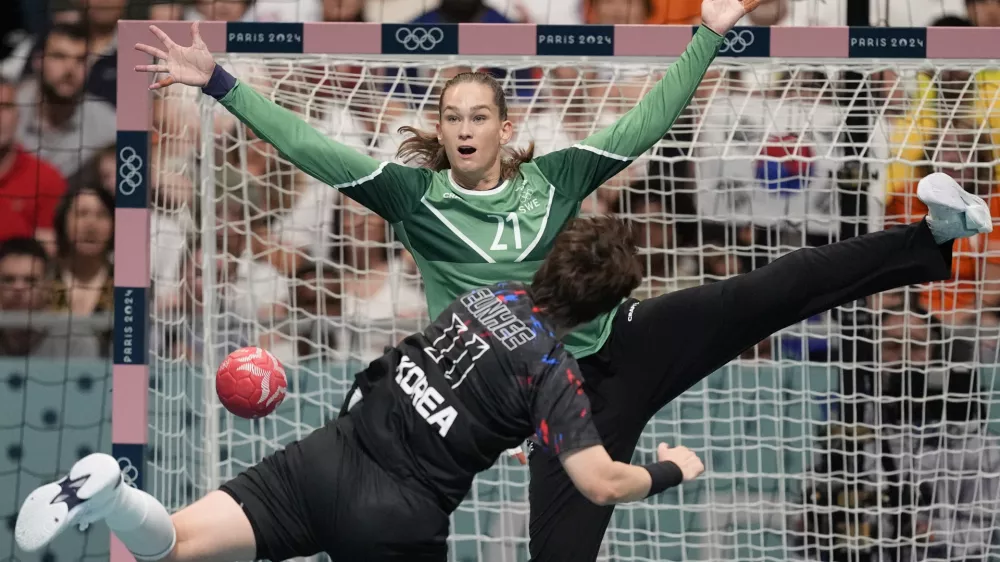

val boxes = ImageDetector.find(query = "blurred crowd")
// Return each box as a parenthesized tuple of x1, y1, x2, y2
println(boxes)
(0, 0, 996, 371)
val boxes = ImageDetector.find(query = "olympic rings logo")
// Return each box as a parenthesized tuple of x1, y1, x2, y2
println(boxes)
(719, 29, 755, 55)
(395, 27, 445, 52)
(118, 146, 143, 197)
(118, 456, 139, 488)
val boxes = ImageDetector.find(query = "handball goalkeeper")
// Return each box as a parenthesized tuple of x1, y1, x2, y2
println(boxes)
(15, 216, 705, 561)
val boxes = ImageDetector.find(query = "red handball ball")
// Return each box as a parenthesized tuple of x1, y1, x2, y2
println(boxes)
(216, 347, 288, 419)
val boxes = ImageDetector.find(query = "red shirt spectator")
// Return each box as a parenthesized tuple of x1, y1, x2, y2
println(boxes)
(0, 147, 68, 244)
(0, 76, 68, 246)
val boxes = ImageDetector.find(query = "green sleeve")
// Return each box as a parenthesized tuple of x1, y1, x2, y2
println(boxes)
(218, 81, 431, 223)
(534, 26, 723, 200)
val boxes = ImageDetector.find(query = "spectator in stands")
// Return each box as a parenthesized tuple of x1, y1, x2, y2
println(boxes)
(741, 0, 957, 26)
(967, 0, 1000, 26)
(16, 24, 115, 178)
(307, 0, 384, 142)
(70, 142, 115, 197)
(0, 76, 67, 250)
(50, 0, 183, 27)
(186, 0, 256, 21)
(149, 147, 197, 302)
(179, 0, 323, 22)
(581, 0, 667, 104)
(624, 190, 674, 298)
(322, 0, 364, 21)
(932, 14, 973, 25)
(584, 0, 781, 25)
(413, 0, 516, 23)
(886, 14, 999, 187)
(267, 260, 343, 364)
(337, 197, 423, 363)
(45, 0, 124, 105)
(141, 0, 189, 20)
(215, 125, 336, 271)
(884, 119, 1000, 334)
(154, 199, 292, 362)
(0, 237, 99, 358)
(621, 170, 699, 297)
(875, 304, 999, 561)
(697, 224, 750, 283)
(50, 185, 114, 323)
(585, 0, 697, 24)
(800, 302, 997, 561)
(162, 231, 252, 364)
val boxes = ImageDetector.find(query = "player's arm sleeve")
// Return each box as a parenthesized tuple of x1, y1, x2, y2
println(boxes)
(529, 355, 603, 455)
(203, 65, 430, 223)
(533, 26, 723, 200)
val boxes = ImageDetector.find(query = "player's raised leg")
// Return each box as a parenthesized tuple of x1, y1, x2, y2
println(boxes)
(613, 171, 992, 416)
(15, 453, 257, 561)
(527, 173, 993, 562)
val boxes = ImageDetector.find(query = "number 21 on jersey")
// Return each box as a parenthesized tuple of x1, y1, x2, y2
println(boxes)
(490, 212, 522, 251)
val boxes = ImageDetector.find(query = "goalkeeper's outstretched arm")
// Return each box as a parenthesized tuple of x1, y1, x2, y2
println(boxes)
(534, 0, 761, 200)
(134, 22, 429, 223)
(559, 443, 704, 505)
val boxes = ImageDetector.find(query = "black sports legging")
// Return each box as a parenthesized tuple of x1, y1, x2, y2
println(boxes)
(599, 219, 952, 422)
(528, 220, 955, 562)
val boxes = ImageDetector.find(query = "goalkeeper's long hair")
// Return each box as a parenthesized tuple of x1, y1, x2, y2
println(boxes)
(396, 72, 534, 178)
(530, 216, 643, 331)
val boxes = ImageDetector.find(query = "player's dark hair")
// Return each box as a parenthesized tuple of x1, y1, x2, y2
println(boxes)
(0, 237, 50, 267)
(46, 23, 89, 46)
(932, 15, 970, 26)
(396, 71, 534, 179)
(530, 215, 642, 331)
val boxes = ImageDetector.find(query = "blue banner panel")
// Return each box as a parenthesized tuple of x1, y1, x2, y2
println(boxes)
(227, 22, 304, 53)
(713, 27, 771, 58)
(115, 131, 149, 210)
(849, 27, 927, 58)
(537, 25, 614, 56)
(383, 24, 458, 55)
(111, 443, 147, 491)
(113, 287, 147, 366)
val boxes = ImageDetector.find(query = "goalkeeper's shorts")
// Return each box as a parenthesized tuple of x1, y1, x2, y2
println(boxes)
(219, 415, 449, 561)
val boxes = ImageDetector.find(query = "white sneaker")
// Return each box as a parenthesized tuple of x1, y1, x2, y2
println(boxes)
(917, 172, 993, 242)
(15, 453, 123, 553)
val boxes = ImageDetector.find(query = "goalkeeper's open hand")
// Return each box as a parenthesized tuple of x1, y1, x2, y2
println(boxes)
(701, 0, 762, 36)
(134, 22, 216, 91)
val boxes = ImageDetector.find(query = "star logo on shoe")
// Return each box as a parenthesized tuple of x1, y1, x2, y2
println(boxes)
(50, 475, 90, 511)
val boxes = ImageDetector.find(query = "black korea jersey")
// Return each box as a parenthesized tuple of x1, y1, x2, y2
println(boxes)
(351, 282, 602, 511)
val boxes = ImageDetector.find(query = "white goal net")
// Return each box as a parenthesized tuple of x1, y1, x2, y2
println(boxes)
(148, 54, 1000, 561)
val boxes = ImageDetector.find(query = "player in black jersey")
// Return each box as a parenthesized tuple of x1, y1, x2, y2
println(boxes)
(15, 216, 704, 562)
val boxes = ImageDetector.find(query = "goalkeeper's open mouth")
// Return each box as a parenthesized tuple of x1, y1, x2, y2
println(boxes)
(457, 146, 477, 157)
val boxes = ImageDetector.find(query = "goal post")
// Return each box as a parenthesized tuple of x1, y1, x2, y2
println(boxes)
(116, 19, 1000, 562)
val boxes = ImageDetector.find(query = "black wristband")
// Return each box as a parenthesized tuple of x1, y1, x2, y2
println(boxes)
(643, 461, 683, 497)
(202, 64, 237, 100)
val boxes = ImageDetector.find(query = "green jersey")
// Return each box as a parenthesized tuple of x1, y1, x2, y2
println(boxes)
(213, 26, 723, 358)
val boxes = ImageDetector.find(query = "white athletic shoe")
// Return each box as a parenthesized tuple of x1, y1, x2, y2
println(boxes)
(917, 172, 993, 242)
(15, 453, 123, 553)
